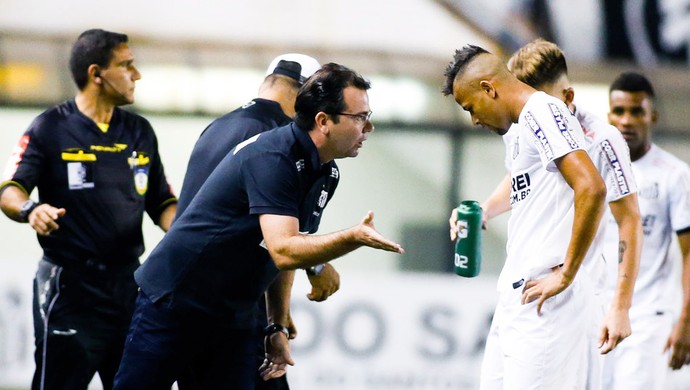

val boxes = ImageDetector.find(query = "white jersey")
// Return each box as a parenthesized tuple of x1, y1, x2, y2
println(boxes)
(499, 92, 589, 291)
(603, 144, 690, 317)
(576, 106, 638, 294)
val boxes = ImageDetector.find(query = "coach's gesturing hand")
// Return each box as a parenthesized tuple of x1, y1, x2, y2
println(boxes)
(354, 211, 405, 253)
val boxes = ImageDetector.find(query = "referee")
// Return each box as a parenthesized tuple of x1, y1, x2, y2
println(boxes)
(173, 54, 340, 390)
(0, 29, 177, 390)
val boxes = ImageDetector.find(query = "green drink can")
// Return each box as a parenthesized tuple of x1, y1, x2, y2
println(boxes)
(454, 200, 482, 277)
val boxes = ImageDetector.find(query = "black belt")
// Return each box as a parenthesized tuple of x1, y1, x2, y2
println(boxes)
(42, 255, 139, 277)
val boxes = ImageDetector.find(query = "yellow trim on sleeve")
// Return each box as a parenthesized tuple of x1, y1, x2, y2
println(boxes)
(0, 180, 29, 196)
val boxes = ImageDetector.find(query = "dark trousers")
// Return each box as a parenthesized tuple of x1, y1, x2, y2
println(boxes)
(32, 258, 138, 390)
(114, 291, 258, 390)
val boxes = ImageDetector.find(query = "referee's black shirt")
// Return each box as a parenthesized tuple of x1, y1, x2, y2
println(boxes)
(0, 99, 177, 266)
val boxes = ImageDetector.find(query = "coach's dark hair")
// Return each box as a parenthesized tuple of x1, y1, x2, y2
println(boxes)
(609, 72, 656, 99)
(294, 63, 371, 131)
(69, 29, 129, 90)
(442, 44, 489, 96)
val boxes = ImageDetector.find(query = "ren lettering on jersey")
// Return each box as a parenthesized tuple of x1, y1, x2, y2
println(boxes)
(510, 172, 531, 206)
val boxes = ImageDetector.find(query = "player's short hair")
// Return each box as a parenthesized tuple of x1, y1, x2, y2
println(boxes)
(294, 63, 371, 130)
(609, 72, 656, 99)
(69, 29, 129, 90)
(441, 44, 489, 96)
(507, 39, 568, 89)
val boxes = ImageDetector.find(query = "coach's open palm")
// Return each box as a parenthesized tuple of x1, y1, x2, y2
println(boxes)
(358, 211, 405, 253)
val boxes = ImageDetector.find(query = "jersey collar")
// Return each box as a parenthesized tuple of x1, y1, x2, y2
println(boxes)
(290, 123, 321, 171)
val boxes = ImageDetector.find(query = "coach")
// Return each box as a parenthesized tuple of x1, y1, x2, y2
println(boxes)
(113, 63, 404, 389)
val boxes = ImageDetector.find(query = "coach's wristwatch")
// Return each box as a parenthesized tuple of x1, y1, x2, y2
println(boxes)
(305, 264, 326, 276)
(265, 322, 290, 338)
(19, 199, 39, 222)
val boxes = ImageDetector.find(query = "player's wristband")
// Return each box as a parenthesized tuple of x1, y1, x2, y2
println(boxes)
(305, 264, 326, 276)
(265, 322, 289, 338)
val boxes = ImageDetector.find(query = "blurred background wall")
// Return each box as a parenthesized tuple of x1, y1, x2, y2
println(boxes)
(0, 0, 689, 388)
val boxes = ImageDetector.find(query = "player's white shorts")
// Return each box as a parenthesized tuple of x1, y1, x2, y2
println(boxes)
(583, 291, 606, 390)
(480, 271, 595, 390)
(602, 311, 673, 390)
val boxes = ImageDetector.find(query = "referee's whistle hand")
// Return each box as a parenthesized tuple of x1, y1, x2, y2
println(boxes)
(29, 204, 66, 236)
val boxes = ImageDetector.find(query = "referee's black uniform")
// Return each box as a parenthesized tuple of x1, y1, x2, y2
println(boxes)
(0, 99, 176, 390)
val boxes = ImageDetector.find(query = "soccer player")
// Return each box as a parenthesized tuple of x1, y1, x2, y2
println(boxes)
(443, 44, 606, 389)
(602, 72, 690, 389)
(477, 38, 642, 389)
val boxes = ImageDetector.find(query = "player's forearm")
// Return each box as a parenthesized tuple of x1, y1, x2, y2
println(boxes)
(676, 233, 690, 324)
(607, 195, 642, 310)
(266, 270, 295, 326)
(562, 183, 607, 282)
(481, 174, 511, 220)
(611, 218, 642, 310)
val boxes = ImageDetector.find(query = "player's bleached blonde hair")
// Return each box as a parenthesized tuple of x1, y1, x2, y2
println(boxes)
(507, 38, 568, 89)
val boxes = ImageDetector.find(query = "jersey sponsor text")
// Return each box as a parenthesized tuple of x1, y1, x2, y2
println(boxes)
(600, 139, 630, 195)
(510, 172, 531, 205)
(525, 112, 554, 160)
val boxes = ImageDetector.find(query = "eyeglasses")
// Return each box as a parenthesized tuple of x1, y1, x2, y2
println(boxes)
(333, 111, 372, 124)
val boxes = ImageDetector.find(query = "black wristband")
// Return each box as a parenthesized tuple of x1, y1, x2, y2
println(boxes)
(19, 199, 39, 222)
(265, 322, 289, 338)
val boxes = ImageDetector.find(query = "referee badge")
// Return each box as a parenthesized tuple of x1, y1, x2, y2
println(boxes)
(128, 151, 150, 196)
(62, 148, 96, 190)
